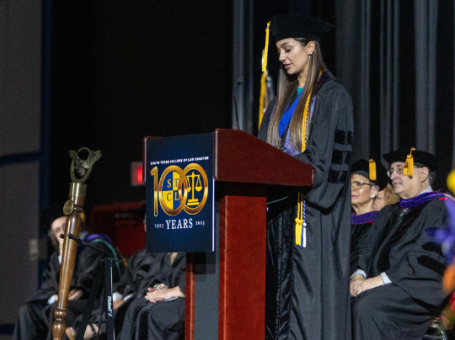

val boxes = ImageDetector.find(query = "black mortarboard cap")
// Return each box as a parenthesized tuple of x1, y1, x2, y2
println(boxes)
(383, 148, 438, 172)
(270, 14, 334, 42)
(351, 159, 389, 191)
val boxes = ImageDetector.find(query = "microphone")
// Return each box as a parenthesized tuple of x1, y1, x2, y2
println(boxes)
(59, 233, 124, 262)
(233, 77, 244, 130)
(61, 233, 82, 245)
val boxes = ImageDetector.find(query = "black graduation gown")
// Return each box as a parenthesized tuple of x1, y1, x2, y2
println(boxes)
(351, 222, 373, 258)
(112, 249, 163, 332)
(13, 252, 62, 340)
(258, 71, 354, 340)
(134, 252, 170, 298)
(84, 250, 167, 335)
(72, 237, 125, 295)
(350, 211, 378, 271)
(114, 249, 157, 298)
(48, 236, 125, 339)
(352, 198, 450, 340)
(119, 252, 186, 340)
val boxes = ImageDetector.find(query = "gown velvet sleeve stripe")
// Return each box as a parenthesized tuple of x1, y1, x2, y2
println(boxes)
(334, 130, 353, 145)
(296, 85, 353, 209)
(383, 200, 449, 305)
(416, 255, 446, 276)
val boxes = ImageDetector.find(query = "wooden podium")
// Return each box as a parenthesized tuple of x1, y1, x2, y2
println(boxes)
(145, 129, 313, 339)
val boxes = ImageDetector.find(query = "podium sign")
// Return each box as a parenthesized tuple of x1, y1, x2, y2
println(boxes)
(142, 129, 314, 339)
(145, 133, 214, 253)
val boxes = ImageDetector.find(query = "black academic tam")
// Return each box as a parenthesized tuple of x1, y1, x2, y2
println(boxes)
(270, 14, 333, 42)
(351, 159, 388, 191)
(383, 149, 438, 172)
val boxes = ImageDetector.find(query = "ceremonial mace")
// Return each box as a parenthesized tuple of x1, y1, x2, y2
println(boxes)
(52, 148, 101, 340)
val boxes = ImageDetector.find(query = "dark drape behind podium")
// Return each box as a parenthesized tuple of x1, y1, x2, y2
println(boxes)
(49, 0, 232, 207)
(335, 0, 454, 189)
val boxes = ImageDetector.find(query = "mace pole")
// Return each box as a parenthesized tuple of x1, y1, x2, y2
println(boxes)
(52, 148, 101, 340)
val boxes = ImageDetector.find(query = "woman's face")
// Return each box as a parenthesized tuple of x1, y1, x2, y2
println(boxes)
(351, 174, 373, 207)
(276, 38, 314, 76)
(373, 190, 386, 211)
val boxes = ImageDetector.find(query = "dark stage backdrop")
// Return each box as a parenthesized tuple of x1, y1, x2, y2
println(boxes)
(253, 0, 454, 191)
(48, 0, 454, 210)
(254, 0, 454, 191)
(49, 1, 232, 209)
(335, 0, 454, 190)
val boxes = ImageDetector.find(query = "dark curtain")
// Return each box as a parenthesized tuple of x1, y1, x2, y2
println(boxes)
(335, 0, 454, 190)
(49, 1, 232, 206)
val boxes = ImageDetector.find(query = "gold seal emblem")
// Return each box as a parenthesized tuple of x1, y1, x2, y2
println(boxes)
(149, 162, 210, 217)
(63, 200, 74, 216)
(183, 163, 209, 215)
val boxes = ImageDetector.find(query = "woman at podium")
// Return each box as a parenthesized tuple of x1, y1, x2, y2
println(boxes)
(258, 14, 354, 340)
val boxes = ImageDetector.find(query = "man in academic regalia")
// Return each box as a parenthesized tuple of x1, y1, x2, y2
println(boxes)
(13, 209, 124, 340)
(350, 148, 451, 340)
(69, 248, 167, 337)
(13, 213, 69, 340)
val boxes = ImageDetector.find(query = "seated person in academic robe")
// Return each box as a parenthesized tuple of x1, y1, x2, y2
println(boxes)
(109, 208, 164, 334)
(350, 159, 388, 267)
(350, 148, 451, 340)
(118, 252, 186, 340)
(373, 182, 400, 211)
(67, 207, 167, 339)
(13, 209, 124, 340)
(68, 249, 167, 339)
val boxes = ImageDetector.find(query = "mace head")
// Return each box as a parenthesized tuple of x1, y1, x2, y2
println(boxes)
(69, 148, 102, 183)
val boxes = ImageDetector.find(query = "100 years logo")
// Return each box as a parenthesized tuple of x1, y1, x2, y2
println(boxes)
(149, 163, 209, 217)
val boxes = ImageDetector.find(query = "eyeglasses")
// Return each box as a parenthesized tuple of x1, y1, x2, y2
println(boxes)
(387, 166, 404, 177)
(351, 181, 373, 190)
(387, 166, 421, 178)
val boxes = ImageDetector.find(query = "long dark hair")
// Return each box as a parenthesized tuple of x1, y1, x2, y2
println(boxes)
(266, 38, 327, 152)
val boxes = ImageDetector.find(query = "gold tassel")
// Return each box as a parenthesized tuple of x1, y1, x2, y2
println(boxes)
(297, 92, 311, 244)
(262, 22, 270, 73)
(258, 69, 267, 128)
(300, 72, 322, 152)
(295, 192, 304, 246)
(301, 88, 313, 152)
(403, 147, 416, 177)
(369, 159, 377, 181)
(296, 78, 317, 245)
(259, 22, 271, 128)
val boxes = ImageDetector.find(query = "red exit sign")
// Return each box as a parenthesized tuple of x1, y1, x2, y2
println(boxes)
(131, 162, 144, 186)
